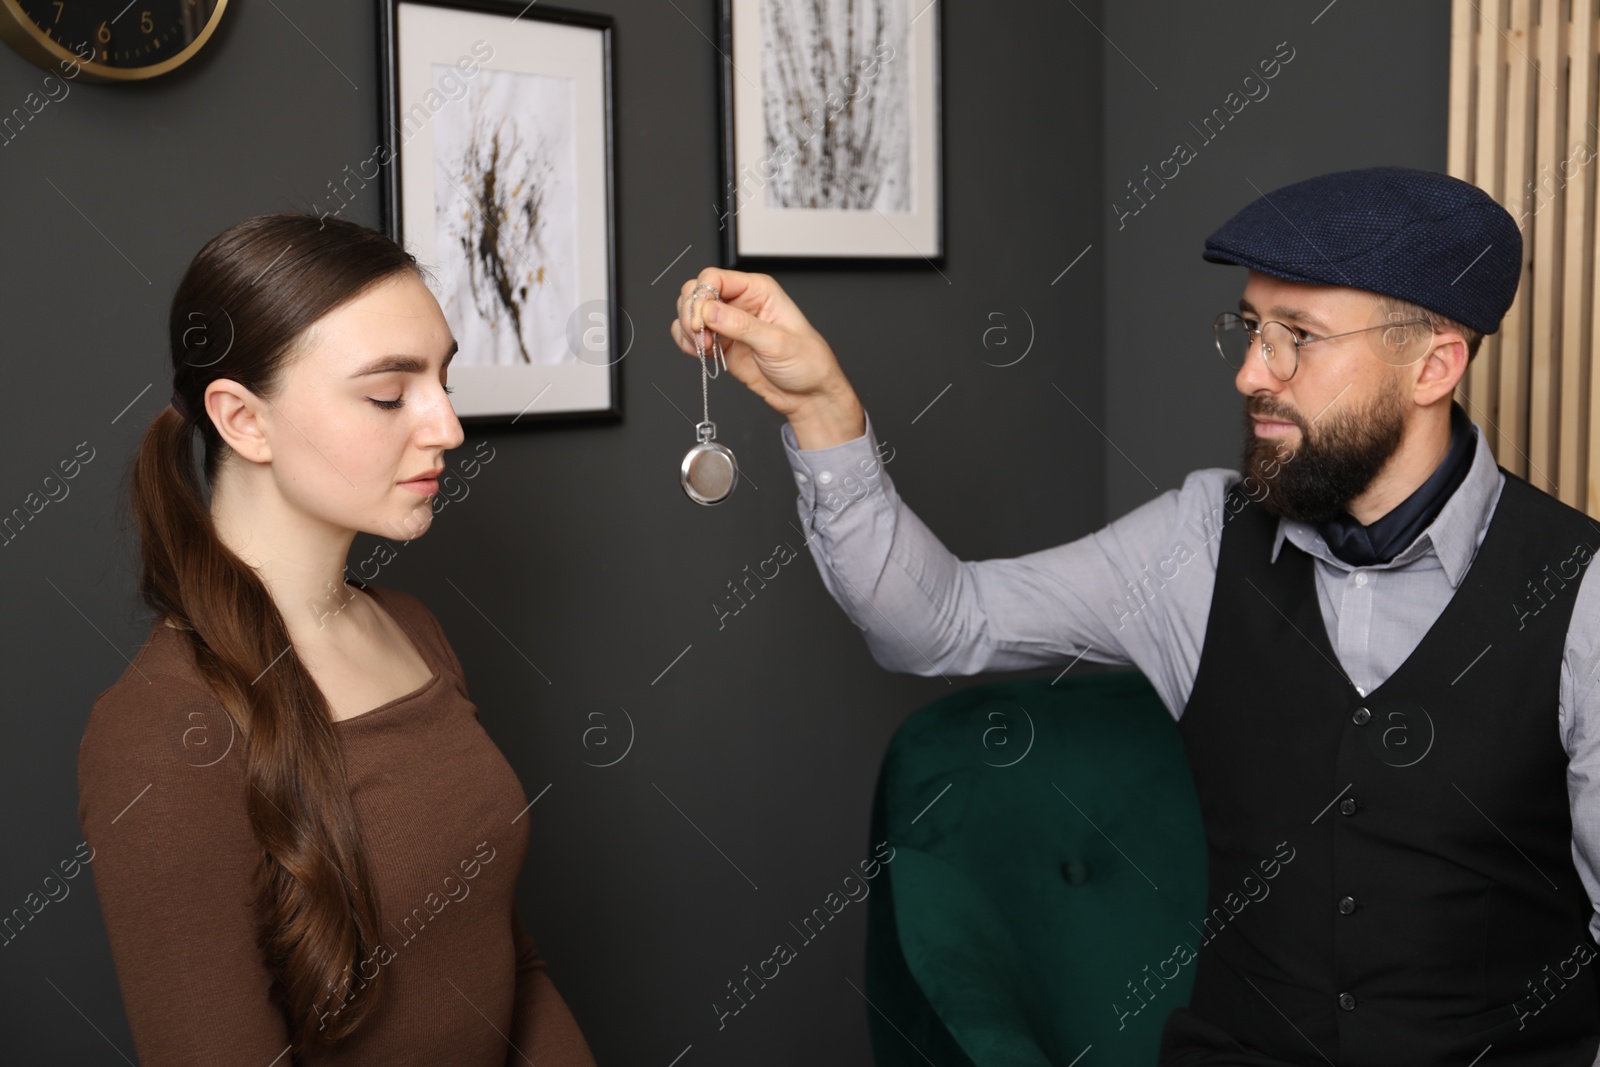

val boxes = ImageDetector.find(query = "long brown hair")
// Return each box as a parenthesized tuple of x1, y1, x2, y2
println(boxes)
(128, 213, 423, 1048)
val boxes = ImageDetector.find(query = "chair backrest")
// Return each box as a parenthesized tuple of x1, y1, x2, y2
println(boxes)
(864, 670, 1209, 1066)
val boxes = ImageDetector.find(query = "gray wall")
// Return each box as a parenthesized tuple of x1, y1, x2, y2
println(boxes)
(0, 0, 1454, 1062)
(1102, 0, 1454, 516)
(0, 0, 1102, 1063)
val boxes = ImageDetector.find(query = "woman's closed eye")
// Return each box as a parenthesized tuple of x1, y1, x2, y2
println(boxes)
(368, 385, 455, 410)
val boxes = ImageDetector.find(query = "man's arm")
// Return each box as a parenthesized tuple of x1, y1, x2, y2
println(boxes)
(1559, 567, 1600, 1067)
(781, 406, 1240, 718)
(664, 265, 1234, 716)
(1559, 561, 1600, 949)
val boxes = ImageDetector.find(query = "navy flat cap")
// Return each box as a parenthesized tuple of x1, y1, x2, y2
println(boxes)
(1203, 167, 1521, 335)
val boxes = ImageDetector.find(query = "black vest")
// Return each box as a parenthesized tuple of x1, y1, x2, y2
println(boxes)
(1160, 470, 1600, 1066)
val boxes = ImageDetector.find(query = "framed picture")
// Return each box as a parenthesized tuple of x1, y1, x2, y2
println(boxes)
(378, 0, 621, 425)
(716, 0, 943, 266)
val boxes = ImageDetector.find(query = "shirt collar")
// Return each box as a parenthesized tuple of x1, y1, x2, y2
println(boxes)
(1269, 410, 1501, 586)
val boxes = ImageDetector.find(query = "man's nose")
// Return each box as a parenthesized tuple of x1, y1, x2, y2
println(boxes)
(1234, 338, 1286, 397)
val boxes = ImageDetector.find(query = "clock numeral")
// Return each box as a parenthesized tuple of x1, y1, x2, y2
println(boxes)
(140, 10, 152, 33)
(96, 20, 109, 43)
(50, 1, 63, 23)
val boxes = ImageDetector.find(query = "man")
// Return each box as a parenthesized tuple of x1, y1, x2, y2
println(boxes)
(669, 167, 1600, 1065)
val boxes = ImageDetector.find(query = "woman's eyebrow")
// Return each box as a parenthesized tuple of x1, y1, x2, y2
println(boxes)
(350, 339, 458, 377)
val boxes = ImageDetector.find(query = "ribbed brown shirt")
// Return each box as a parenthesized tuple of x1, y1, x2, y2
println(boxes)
(77, 582, 596, 1065)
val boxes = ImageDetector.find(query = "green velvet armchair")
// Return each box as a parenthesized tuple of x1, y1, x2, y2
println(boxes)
(863, 669, 1210, 1066)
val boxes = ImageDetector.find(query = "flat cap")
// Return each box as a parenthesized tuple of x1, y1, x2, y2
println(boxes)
(1203, 166, 1521, 335)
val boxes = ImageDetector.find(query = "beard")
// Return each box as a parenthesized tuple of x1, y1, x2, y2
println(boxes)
(1240, 376, 1407, 524)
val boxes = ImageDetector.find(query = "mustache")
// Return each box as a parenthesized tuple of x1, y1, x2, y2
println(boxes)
(1247, 401, 1302, 425)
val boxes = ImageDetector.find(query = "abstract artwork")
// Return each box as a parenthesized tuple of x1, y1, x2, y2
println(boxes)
(381, 0, 619, 423)
(433, 66, 579, 367)
(719, 0, 942, 264)
(758, 0, 910, 212)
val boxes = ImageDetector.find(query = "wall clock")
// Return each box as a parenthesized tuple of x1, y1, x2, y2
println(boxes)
(0, 0, 227, 82)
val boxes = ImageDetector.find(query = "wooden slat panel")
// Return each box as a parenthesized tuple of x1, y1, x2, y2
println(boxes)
(1526, 0, 1567, 494)
(1450, 0, 1479, 177)
(1447, 0, 1597, 515)
(1565, 0, 1600, 510)
(1451, 0, 1479, 415)
(1495, 0, 1537, 475)
(1469, 0, 1509, 429)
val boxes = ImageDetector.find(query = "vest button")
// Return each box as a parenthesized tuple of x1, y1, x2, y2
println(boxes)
(1339, 797, 1358, 816)
(1352, 706, 1372, 725)
(1338, 895, 1356, 915)
(1339, 992, 1357, 1011)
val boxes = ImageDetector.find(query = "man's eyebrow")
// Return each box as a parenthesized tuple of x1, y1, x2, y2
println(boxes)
(350, 338, 458, 377)
(1236, 299, 1329, 333)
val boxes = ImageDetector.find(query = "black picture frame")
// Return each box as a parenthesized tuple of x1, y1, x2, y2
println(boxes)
(378, 0, 623, 426)
(715, 0, 945, 269)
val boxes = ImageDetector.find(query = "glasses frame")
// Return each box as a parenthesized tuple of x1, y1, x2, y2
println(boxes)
(1212, 310, 1432, 381)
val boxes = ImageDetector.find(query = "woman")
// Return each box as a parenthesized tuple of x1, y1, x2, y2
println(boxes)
(77, 213, 596, 1065)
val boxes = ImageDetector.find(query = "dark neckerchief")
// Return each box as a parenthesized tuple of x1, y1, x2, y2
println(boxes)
(1315, 401, 1474, 568)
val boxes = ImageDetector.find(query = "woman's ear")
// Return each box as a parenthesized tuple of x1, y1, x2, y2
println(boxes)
(205, 379, 272, 464)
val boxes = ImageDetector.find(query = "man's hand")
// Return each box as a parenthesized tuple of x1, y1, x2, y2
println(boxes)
(670, 268, 866, 450)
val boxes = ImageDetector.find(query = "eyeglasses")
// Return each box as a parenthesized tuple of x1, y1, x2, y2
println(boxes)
(1213, 311, 1432, 381)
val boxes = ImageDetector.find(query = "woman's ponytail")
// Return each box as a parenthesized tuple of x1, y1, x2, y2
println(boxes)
(124, 213, 423, 1048)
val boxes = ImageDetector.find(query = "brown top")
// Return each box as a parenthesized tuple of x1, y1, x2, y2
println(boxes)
(77, 582, 596, 1066)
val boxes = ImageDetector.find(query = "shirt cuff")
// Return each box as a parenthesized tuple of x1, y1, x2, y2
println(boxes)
(779, 409, 894, 528)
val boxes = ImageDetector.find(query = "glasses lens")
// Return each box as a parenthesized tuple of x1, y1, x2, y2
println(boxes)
(1214, 313, 1250, 368)
(1259, 321, 1297, 380)
(1369, 318, 1432, 365)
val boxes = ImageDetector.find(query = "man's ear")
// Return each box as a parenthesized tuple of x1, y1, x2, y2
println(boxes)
(206, 380, 272, 464)
(1413, 330, 1469, 407)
